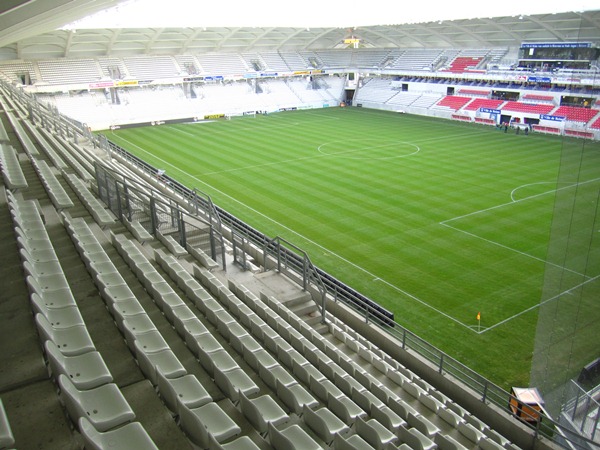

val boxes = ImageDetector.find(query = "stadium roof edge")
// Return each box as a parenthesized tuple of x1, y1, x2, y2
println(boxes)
(0, 3, 599, 59)
(0, 0, 122, 49)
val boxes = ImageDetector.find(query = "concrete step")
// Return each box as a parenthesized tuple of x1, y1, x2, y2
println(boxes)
(281, 290, 312, 308)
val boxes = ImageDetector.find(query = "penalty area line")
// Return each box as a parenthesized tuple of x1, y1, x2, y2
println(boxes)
(478, 273, 600, 334)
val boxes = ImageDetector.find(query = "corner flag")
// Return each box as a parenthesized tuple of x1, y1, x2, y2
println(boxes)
(476, 312, 481, 321)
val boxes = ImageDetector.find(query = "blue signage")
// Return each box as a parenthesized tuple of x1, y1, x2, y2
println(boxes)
(521, 42, 591, 49)
(540, 114, 566, 121)
(480, 108, 501, 114)
(528, 76, 552, 83)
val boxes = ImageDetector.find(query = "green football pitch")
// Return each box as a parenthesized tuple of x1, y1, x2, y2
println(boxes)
(107, 107, 600, 390)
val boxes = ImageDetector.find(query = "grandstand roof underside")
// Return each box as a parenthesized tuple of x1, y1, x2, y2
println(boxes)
(0, 1, 599, 60)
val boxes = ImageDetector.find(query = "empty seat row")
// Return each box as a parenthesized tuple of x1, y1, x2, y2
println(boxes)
(186, 241, 219, 270)
(65, 217, 183, 382)
(64, 216, 246, 448)
(22, 121, 68, 171)
(224, 279, 412, 449)
(4, 110, 40, 157)
(0, 398, 15, 449)
(38, 126, 95, 182)
(153, 249, 345, 448)
(324, 314, 516, 449)
(111, 234, 261, 401)
(0, 144, 28, 190)
(0, 115, 9, 142)
(156, 229, 188, 257)
(146, 234, 506, 448)
(236, 284, 494, 450)
(6, 195, 158, 447)
(63, 171, 116, 227)
(30, 158, 74, 210)
(110, 232, 277, 448)
(123, 217, 153, 243)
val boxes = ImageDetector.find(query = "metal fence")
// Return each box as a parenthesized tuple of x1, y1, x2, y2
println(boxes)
(94, 162, 225, 265)
(561, 381, 600, 445)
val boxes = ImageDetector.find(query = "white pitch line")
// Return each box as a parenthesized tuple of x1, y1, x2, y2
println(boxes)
(478, 273, 600, 334)
(440, 177, 600, 280)
(441, 177, 600, 225)
(510, 181, 566, 203)
(440, 221, 588, 279)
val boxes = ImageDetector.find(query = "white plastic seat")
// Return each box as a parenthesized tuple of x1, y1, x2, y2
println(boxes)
(276, 380, 319, 415)
(388, 398, 419, 420)
(27, 276, 76, 309)
(154, 291, 186, 319)
(208, 433, 262, 450)
(45, 340, 113, 390)
(438, 407, 464, 427)
(407, 412, 440, 438)
(95, 272, 128, 295)
(187, 332, 221, 360)
(370, 404, 406, 432)
(293, 359, 326, 386)
(230, 331, 259, 355)
(214, 366, 260, 403)
(268, 422, 321, 450)
(457, 422, 485, 444)
(102, 284, 137, 306)
(19, 245, 58, 264)
(122, 315, 158, 350)
(21, 258, 62, 277)
(31, 293, 84, 328)
(310, 377, 343, 403)
(58, 374, 135, 432)
(163, 302, 194, 328)
(370, 383, 400, 404)
(78, 417, 158, 450)
(303, 404, 350, 445)
(351, 388, 385, 413)
(0, 398, 15, 450)
(259, 364, 296, 391)
(243, 347, 278, 372)
(332, 433, 374, 450)
(355, 416, 398, 450)
(134, 341, 186, 385)
(177, 399, 241, 449)
(110, 298, 147, 329)
(419, 391, 445, 413)
(198, 347, 238, 376)
(156, 370, 212, 413)
(239, 390, 289, 435)
(328, 393, 367, 426)
(435, 433, 469, 450)
(398, 426, 436, 450)
(277, 346, 306, 370)
(35, 314, 95, 356)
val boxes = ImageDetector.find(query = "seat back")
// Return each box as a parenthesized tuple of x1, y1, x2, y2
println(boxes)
(34, 313, 54, 343)
(239, 390, 263, 432)
(58, 374, 85, 423)
(44, 340, 66, 380)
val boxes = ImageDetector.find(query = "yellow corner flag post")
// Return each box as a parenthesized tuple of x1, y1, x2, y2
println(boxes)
(476, 312, 481, 332)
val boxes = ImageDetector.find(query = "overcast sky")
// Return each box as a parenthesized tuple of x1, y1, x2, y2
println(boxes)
(66, 0, 599, 29)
